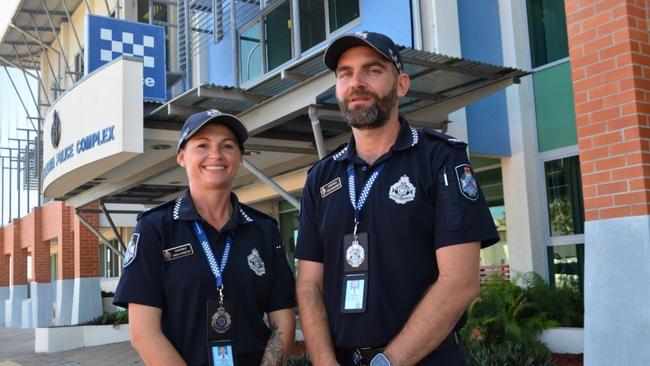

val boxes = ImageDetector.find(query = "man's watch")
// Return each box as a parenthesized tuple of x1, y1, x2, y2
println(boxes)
(370, 352, 392, 366)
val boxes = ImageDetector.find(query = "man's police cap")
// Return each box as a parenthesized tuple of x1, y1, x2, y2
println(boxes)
(324, 31, 404, 73)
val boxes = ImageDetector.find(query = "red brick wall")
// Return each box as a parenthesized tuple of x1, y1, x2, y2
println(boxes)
(566, 0, 650, 220)
(31, 208, 49, 283)
(73, 205, 99, 278)
(0, 254, 8, 287)
(59, 205, 74, 280)
(10, 219, 28, 286)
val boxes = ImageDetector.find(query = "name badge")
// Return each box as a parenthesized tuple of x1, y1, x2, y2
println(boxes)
(163, 243, 194, 261)
(208, 339, 238, 366)
(320, 177, 342, 198)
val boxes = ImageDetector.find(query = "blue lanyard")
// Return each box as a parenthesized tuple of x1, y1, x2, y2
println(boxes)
(192, 221, 232, 289)
(347, 162, 385, 235)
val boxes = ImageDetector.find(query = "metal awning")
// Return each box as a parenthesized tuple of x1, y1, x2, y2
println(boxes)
(64, 45, 528, 207)
(0, 0, 83, 70)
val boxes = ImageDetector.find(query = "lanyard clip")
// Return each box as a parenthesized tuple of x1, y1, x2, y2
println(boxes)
(353, 219, 359, 239)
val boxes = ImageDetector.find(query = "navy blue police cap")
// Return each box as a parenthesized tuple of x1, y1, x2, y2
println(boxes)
(324, 31, 404, 73)
(177, 109, 248, 152)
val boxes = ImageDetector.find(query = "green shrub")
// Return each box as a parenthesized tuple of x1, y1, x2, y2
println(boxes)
(461, 272, 583, 365)
(287, 353, 311, 366)
(80, 310, 128, 327)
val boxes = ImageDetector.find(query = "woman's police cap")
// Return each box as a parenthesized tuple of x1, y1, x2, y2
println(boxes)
(177, 109, 248, 152)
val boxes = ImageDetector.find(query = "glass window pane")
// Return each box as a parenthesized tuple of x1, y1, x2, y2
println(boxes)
(240, 21, 262, 82)
(547, 244, 584, 292)
(264, 1, 292, 71)
(545, 156, 585, 236)
(300, 0, 326, 51)
(328, 0, 359, 32)
(526, 0, 569, 67)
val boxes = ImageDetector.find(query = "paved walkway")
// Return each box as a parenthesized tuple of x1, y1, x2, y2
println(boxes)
(0, 327, 141, 366)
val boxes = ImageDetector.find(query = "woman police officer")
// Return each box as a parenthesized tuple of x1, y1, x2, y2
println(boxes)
(114, 110, 296, 366)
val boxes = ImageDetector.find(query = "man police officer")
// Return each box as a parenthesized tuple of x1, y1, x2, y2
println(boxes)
(295, 31, 499, 366)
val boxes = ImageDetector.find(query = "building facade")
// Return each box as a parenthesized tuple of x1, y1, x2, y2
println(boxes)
(1, 0, 649, 363)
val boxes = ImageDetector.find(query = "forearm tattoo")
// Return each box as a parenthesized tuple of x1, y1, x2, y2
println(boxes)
(260, 326, 285, 366)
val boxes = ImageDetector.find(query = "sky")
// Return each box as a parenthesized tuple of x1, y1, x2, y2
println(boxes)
(0, 0, 40, 225)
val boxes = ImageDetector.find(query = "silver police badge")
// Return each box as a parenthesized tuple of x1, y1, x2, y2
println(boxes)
(211, 307, 232, 333)
(247, 248, 266, 276)
(389, 175, 416, 204)
(346, 240, 365, 268)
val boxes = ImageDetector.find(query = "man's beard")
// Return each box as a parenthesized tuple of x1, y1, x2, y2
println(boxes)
(338, 82, 398, 130)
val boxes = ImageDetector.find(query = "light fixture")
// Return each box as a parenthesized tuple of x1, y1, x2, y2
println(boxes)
(151, 144, 171, 150)
(244, 150, 261, 156)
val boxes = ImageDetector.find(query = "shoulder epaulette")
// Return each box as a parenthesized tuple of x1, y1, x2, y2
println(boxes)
(240, 203, 278, 224)
(137, 198, 177, 220)
(307, 143, 348, 174)
(423, 128, 467, 148)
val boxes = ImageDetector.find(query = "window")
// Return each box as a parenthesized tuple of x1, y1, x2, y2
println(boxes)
(74, 51, 84, 81)
(544, 156, 584, 237)
(526, 0, 569, 68)
(327, 0, 359, 33)
(138, 0, 168, 23)
(475, 166, 509, 266)
(547, 243, 584, 291)
(239, 1, 292, 83)
(100, 240, 123, 278)
(278, 198, 300, 271)
(299, 0, 358, 52)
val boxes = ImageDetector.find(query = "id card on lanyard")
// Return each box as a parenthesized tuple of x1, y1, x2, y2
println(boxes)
(192, 221, 238, 365)
(341, 162, 384, 313)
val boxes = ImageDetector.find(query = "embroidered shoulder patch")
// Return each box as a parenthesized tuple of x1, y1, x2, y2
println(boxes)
(123, 233, 140, 267)
(455, 164, 479, 201)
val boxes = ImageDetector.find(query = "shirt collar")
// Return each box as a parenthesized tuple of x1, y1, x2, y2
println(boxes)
(173, 189, 255, 227)
(332, 115, 419, 163)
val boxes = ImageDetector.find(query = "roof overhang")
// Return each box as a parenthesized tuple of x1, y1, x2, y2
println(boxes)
(0, 0, 83, 70)
(63, 46, 528, 207)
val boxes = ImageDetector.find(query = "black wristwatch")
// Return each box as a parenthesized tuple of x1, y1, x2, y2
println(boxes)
(370, 352, 392, 366)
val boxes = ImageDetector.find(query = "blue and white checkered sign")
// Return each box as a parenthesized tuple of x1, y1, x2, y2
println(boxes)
(85, 15, 167, 102)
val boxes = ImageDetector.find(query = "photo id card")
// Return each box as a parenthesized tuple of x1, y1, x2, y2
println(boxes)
(208, 340, 237, 366)
(341, 273, 368, 313)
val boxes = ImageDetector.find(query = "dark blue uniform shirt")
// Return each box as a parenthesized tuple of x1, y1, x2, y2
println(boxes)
(114, 189, 296, 366)
(295, 116, 499, 360)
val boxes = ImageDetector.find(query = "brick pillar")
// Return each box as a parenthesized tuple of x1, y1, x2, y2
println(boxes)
(566, 1, 650, 364)
(29, 207, 52, 327)
(4, 220, 28, 327)
(71, 205, 101, 324)
(59, 205, 74, 282)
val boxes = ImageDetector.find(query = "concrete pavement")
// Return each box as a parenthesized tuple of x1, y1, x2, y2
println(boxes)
(0, 327, 141, 366)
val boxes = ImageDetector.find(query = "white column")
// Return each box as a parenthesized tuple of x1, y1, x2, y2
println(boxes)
(0, 286, 8, 326)
(5, 284, 28, 327)
(31, 282, 53, 327)
(497, 0, 547, 276)
(55, 279, 74, 326)
(71, 277, 102, 325)
(584, 216, 650, 365)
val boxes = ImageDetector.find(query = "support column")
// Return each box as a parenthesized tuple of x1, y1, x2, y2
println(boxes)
(0, 251, 9, 326)
(498, 0, 547, 276)
(55, 205, 75, 326)
(565, 1, 650, 364)
(71, 205, 101, 324)
(30, 207, 51, 327)
(5, 220, 28, 328)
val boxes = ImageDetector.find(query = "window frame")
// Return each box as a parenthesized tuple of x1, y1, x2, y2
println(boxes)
(539, 145, 585, 247)
(238, 0, 295, 86)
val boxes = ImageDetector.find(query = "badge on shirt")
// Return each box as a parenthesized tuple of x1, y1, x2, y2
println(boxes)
(389, 175, 416, 204)
(455, 164, 479, 201)
(343, 233, 369, 273)
(123, 233, 140, 268)
(247, 248, 266, 276)
(320, 177, 342, 198)
(162, 243, 194, 261)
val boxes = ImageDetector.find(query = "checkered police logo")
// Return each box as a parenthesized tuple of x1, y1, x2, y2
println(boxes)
(99, 28, 157, 87)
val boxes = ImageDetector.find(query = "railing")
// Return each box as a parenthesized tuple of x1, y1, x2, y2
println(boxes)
(479, 264, 510, 284)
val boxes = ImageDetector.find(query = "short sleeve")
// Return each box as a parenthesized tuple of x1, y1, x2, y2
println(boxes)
(433, 147, 500, 249)
(266, 224, 297, 312)
(113, 218, 165, 308)
(295, 174, 324, 262)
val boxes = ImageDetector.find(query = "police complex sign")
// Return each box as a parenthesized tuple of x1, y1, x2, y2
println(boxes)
(42, 58, 144, 197)
(85, 15, 167, 102)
